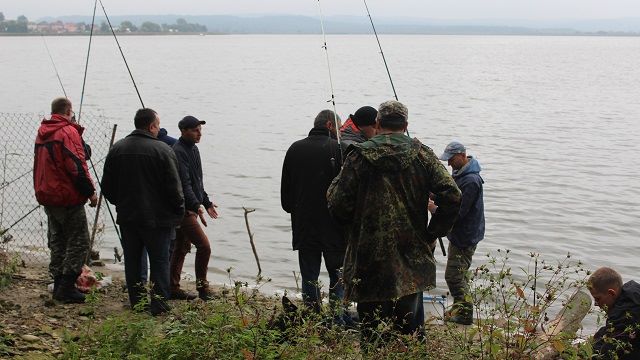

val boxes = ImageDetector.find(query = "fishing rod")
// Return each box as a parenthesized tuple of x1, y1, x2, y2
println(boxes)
(74, 0, 122, 244)
(98, 0, 145, 108)
(40, 5, 122, 244)
(361, 0, 412, 138)
(77, 0, 98, 124)
(316, 0, 342, 155)
(363, 0, 397, 102)
(41, 36, 68, 98)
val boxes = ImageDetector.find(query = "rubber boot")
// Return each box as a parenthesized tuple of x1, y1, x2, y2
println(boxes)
(196, 280, 215, 301)
(53, 274, 86, 304)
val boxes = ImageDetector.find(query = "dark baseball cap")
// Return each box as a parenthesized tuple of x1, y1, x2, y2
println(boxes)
(178, 115, 206, 130)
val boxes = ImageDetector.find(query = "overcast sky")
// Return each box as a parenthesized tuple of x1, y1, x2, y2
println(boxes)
(2, 0, 640, 20)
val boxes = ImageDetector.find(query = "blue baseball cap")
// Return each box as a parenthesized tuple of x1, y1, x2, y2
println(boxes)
(439, 141, 466, 161)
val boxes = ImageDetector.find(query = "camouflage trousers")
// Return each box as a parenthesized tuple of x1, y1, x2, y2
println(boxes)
(44, 205, 90, 278)
(444, 243, 477, 303)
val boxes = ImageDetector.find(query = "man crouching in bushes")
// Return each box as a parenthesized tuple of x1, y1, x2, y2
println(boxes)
(588, 267, 640, 359)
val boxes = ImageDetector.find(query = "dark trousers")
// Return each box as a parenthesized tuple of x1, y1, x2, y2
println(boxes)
(170, 213, 211, 290)
(44, 205, 90, 278)
(120, 224, 173, 313)
(140, 237, 175, 284)
(298, 249, 345, 312)
(357, 292, 424, 344)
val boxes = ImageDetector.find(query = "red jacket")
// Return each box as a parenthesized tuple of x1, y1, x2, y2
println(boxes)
(33, 114, 95, 207)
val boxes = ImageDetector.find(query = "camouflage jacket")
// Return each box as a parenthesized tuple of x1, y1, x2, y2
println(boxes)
(327, 133, 461, 302)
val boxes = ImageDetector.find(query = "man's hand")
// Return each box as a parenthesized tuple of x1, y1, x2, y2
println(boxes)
(207, 204, 218, 219)
(88, 193, 98, 207)
(197, 206, 207, 227)
(428, 199, 438, 215)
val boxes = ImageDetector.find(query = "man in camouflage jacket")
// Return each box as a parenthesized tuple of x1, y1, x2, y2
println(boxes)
(327, 100, 461, 339)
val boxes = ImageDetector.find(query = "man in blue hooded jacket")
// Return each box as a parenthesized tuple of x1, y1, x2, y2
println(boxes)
(429, 141, 485, 325)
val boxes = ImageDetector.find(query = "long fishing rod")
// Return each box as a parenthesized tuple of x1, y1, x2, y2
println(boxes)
(361, 0, 412, 138)
(98, 0, 145, 108)
(73, 0, 122, 244)
(316, 0, 342, 153)
(77, 0, 98, 124)
(363, 0, 397, 102)
(41, 36, 68, 98)
(40, 5, 122, 244)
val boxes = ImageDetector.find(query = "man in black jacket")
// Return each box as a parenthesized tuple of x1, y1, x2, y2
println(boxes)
(281, 109, 346, 317)
(169, 116, 219, 301)
(101, 108, 184, 315)
(588, 267, 640, 359)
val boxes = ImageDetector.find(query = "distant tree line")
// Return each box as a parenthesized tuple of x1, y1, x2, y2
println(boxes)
(0, 12, 207, 34)
(115, 18, 207, 33)
(0, 12, 29, 33)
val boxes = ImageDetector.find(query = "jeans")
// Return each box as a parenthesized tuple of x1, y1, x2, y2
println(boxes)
(120, 224, 173, 313)
(298, 249, 345, 312)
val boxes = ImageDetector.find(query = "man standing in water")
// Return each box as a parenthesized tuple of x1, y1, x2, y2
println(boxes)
(429, 141, 485, 325)
(34, 97, 98, 304)
(169, 116, 219, 301)
(588, 267, 640, 359)
(328, 100, 461, 340)
(281, 110, 349, 321)
(101, 108, 184, 315)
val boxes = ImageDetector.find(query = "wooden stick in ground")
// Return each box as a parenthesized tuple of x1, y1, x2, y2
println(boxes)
(242, 206, 261, 275)
(87, 124, 118, 264)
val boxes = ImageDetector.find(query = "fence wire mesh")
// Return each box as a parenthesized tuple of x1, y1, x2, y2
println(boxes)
(0, 111, 115, 263)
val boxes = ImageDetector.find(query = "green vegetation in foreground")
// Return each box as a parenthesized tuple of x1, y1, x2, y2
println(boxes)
(57, 250, 602, 359)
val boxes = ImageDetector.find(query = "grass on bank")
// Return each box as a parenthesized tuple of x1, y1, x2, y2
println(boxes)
(56, 250, 598, 359)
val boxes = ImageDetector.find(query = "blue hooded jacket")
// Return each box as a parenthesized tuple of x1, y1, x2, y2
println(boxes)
(448, 157, 485, 247)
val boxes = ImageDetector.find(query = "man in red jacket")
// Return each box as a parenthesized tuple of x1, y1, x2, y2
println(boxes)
(33, 97, 97, 303)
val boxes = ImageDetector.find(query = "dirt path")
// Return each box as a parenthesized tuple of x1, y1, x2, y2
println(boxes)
(2, 261, 140, 357)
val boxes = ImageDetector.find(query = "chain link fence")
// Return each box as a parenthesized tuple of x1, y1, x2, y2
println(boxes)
(0, 111, 115, 263)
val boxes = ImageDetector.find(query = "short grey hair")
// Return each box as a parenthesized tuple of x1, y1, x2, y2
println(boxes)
(314, 109, 340, 128)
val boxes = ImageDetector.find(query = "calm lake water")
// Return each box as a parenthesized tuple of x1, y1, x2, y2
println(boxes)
(2, 34, 639, 331)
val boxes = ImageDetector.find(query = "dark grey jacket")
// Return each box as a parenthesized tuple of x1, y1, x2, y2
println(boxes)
(281, 127, 344, 251)
(173, 137, 213, 213)
(593, 280, 640, 359)
(101, 130, 184, 228)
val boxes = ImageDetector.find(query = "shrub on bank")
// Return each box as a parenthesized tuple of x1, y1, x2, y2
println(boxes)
(60, 250, 596, 359)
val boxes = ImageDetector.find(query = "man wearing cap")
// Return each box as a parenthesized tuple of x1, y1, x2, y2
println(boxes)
(169, 115, 219, 301)
(327, 100, 461, 341)
(429, 141, 485, 325)
(101, 108, 184, 315)
(281, 109, 350, 322)
(339, 106, 378, 149)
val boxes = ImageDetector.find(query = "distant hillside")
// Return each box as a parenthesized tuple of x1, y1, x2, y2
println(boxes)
(39, 15, 640, 35)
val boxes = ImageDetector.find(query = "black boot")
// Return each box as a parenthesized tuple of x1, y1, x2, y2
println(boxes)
(52, 275, 62, 296)
(53, 274, 86, 304)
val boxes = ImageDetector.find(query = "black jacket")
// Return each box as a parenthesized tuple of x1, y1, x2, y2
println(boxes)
(173, 137, 213, 213)
(101, 130, 184, 228)
(281, 127, 344, 251)
(593, 280, 640, 359)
